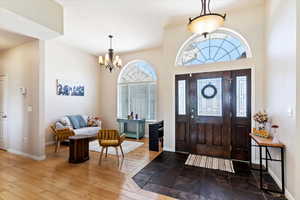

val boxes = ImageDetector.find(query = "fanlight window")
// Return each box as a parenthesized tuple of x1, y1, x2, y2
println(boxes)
(118, 61, 157, 121)
(119, 61, 157, 83)
(177, 31, 250, 66)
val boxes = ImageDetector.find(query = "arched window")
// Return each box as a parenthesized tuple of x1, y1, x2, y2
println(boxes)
(176, 29, 251, 66)
(118, 60, 157, 121)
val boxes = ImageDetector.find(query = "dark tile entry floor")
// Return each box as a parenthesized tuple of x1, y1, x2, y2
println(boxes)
(133, 152, 287, 200)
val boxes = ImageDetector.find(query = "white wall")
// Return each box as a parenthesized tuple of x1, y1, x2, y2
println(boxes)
(265, 0, 297, 199)
(98, 5, 265, 151)
(0, 41, 44, 159)
(44, 40, 101, 144)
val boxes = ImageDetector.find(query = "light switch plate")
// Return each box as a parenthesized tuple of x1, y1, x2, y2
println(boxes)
(288, 107, 293, 117)
(27, 106, 33, 112)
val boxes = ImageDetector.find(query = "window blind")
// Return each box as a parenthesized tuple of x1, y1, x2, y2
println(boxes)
(118, 83, 156, 120)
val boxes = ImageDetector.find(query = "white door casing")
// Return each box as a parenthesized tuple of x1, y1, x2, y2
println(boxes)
(0, 75, 8, 150)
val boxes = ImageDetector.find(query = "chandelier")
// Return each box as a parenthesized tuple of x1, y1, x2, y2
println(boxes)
(188, 0, 226, 37)
(98, 35, 122, 72)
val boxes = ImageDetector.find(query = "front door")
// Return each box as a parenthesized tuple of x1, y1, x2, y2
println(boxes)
(175, 69, 251, 161)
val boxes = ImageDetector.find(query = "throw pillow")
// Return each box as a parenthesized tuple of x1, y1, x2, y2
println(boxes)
(59, 117, 73, 130)
(77, 115, 87, 128)
(55, 121, 66, 130)
(87, 116, 101, 127)
(87, 118, 97, 127)
(67, 115, 80, 129)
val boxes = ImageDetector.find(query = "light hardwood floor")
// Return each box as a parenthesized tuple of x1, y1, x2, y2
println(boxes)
(0, 139, 175, 200)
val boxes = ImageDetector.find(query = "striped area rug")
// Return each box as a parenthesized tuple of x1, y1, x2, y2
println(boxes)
(185, 154, 235, 173)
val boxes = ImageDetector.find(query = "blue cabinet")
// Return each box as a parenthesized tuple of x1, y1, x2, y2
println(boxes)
(117, 119, 145, 140)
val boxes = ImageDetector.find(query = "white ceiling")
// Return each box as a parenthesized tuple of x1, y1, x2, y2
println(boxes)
(0, 29, 34, 51)
(54, 0, 262, 55)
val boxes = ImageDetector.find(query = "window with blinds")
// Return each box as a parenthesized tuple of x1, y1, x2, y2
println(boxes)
(118, 61, 157, 121)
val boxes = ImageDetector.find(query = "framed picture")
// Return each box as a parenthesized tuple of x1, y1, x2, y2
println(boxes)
(56, 79, 85, 96)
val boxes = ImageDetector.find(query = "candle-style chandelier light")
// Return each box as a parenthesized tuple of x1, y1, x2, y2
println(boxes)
(98, 35, 122, 72)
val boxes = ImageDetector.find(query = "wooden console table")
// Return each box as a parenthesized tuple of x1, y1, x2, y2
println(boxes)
(117, 119, 145, 140)
(249, 134, 285, 194)
(69, 134, 96, 164)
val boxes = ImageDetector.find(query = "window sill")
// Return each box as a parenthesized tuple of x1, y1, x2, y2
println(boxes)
(117, 118, 157, 123)
(146, 120, 158, 123)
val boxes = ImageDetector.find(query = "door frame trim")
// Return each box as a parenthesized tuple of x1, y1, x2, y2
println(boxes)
(174, 68, 254, 159)
(0, 75, 8, 150)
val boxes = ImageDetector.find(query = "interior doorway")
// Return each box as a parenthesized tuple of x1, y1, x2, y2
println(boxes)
(175, 69, 251, 161)
(0, 75, 8, 150)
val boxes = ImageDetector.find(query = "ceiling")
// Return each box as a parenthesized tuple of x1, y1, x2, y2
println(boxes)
(0, 29, 34, 51)
(54, 0, 262, 55)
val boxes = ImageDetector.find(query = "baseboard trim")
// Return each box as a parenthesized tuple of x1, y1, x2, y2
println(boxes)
(46, 141, 55, 146)
(7, 149, 46, 161)
(268, 168, 295, 200)
(163, 147, 175, 152)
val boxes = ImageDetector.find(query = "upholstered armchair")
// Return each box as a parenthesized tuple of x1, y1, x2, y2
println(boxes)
(50, 125, 75, 152)
(97, 130, 126, 165)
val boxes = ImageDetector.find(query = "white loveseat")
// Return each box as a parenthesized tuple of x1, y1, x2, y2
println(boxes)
(56, 115, 102, 136)
(51, 115, 102, 152)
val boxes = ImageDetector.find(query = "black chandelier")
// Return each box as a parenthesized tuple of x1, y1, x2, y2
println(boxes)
(98, 35, 122, 72)
(188, 0, 226, 37)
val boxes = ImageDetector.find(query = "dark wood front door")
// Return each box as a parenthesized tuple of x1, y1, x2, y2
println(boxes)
(175, 69, 251, 161)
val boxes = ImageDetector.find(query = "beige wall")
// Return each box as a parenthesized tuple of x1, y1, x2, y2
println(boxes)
(0, 41, 44, 159)
(0, 0, 63, 35)
(98, 3, 300, 198)
(296, 1, 300, 199)
(99, 5, 265, 151)
(265, 0, 297, 199)
(99, 48, 163, 129)
(98, 48, 163, 138)
(44, 40, 101, 144)
(162, 5, 265, 152)
(0, 39, 102, 156)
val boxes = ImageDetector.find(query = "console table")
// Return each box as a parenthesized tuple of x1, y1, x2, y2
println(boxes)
(117, 119, 145, 140)
(249, 134, 285, 194)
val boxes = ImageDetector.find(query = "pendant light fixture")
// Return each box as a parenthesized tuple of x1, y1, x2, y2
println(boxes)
(98, 35, 122, 72)
(188, 0, 226, 37)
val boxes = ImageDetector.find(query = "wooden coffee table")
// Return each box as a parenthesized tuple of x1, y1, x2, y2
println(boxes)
(69, 134, 96, 164)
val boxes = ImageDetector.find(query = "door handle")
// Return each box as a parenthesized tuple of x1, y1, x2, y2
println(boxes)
(2, 115, 7, 119)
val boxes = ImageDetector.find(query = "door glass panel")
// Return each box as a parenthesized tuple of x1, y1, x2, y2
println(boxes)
(178, 80, 186, 115)
(197, 78, 222, 116)
(236, 76, 247, 117)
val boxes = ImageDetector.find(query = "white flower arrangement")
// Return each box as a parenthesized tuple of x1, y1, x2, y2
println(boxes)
(253, 110, 268, 124)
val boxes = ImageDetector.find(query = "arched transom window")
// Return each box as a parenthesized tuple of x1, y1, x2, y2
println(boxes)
(118, 60, 157, 121)
(176, 29, 251, 66)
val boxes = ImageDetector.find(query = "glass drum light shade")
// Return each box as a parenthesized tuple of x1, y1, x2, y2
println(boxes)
(188, 14, 225, 35)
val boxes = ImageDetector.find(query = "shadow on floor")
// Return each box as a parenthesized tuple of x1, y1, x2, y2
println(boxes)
(133, 151, 287, 200)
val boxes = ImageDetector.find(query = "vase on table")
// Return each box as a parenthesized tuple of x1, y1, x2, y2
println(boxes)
(271, 125, 280, 143)
(257, 122, 266, 130)
(253, 122, 269, 138)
